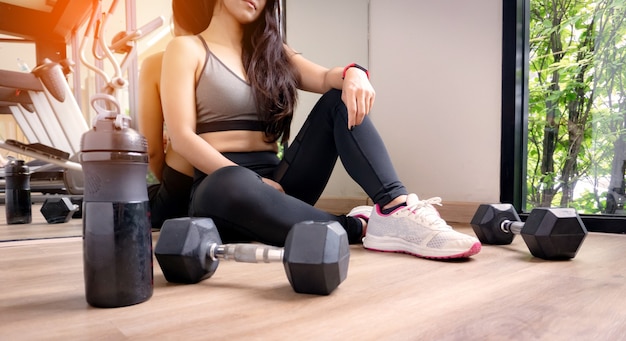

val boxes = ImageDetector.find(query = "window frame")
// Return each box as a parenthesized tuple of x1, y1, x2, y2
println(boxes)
(500, 0, 626, 233)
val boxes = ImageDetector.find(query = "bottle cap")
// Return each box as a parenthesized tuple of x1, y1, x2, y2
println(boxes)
(5, 159, 29, 175)
(80, 117, 147, 153)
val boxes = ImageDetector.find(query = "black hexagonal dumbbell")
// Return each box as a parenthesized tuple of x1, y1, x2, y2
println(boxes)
(154, 217, 350, 295)
(470, 204, 588, 259)
(40, 197, 80, 224)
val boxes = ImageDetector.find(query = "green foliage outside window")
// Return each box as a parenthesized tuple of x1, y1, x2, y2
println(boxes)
(527, 0, 626, 214)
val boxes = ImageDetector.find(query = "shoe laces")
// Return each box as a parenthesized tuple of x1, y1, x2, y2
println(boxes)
(406, 196, 449, 229)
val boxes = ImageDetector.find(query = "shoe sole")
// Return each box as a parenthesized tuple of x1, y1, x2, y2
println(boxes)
(363, 235, 482, 259)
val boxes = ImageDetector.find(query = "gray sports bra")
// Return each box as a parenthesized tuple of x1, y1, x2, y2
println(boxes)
(195, 35, 264, 133)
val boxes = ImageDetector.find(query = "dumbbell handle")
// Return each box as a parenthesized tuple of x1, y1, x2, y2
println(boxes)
(209, 243, 284, 263)
(500, 220, 524, 235)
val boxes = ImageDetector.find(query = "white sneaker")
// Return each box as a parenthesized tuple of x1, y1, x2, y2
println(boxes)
(363, 194, 481, 259)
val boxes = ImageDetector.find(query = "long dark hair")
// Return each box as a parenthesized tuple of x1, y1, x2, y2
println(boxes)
(172, 0, 211, 35)
(242, 0, 299, 143)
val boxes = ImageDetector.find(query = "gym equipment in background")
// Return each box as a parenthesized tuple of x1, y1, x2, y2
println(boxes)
(0, 6, 164, 196)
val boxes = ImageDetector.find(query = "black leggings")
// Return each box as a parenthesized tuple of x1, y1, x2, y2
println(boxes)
(189, 89, 407, 246)
(148, 164, 193, 229)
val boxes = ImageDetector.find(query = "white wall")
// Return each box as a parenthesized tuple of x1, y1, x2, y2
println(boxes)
(287, 0, 502, 203)
(286, 0, 370, 198)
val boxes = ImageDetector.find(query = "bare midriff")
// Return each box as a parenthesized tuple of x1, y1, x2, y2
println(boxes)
(200, 130, 279, 153)
(163, 131, 277, 177)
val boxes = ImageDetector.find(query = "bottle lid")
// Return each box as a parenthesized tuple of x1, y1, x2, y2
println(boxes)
(80, 117, 147, 153)
(5, 159, 29, 175)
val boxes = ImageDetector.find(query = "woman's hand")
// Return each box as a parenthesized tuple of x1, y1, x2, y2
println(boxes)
(341, 67, 375, 129)
(262, 177, 285, 192)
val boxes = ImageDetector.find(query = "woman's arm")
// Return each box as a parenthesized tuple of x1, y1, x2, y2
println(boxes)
(285, 45, 375, 129)
(160, 36, 237, 175)
(138, 52, 166, 181)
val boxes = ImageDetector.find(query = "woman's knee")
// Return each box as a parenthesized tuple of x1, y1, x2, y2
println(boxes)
(190, 166, 263, 215)
(321, 88, 342, 101)
(303, 89, 348, 130)
(316, 89, 344, 112)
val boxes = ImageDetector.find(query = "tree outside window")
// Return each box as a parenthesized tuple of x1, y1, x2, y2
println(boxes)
(526, 0, 626, 215)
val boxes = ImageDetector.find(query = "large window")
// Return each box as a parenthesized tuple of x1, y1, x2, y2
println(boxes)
(502, 0, 626, 233)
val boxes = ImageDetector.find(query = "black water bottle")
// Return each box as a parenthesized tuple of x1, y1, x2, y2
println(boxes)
(5, 159, 32, 224)
(79, 116, 153, 308)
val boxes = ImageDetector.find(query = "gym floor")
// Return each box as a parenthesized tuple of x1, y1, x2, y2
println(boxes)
(1, 205, 626, 339)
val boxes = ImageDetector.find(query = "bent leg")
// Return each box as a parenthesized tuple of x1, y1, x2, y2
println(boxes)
(189, 166, 363, 246)
(273, 91, 481, 260)
(275, 89, 407, 207)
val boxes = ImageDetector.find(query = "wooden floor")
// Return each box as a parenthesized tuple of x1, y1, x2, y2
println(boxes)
(0, 203, 82, 241)
(1, 207, 626, 340)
